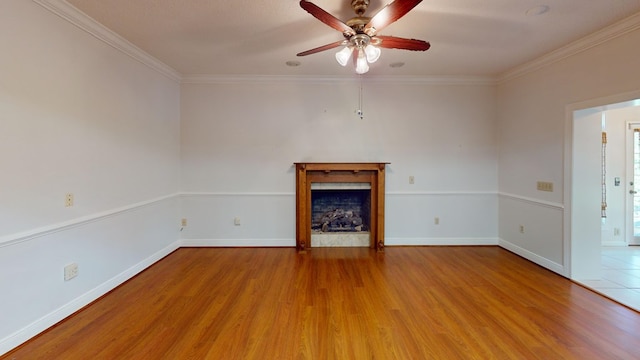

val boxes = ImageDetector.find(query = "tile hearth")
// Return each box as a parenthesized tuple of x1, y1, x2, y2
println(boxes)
(311, 233, 370, 247)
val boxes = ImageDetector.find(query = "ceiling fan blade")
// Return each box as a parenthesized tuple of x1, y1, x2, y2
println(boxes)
(297, 40, 346, 56)
(300, 0, 355, 36)
(364, 0, 423, 35)
(376, 35, 430, 51)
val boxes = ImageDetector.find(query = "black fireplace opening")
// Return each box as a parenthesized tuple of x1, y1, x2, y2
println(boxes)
(311, 189, 371, 233)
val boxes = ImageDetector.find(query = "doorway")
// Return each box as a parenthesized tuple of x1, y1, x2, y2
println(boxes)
(568, 93, 640, 310)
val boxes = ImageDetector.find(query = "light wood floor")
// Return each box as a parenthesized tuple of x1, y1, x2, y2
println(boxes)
(4, 246, 640, 359)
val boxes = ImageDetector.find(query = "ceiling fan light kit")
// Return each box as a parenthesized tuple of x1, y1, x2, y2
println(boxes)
(335, 46, 352, 66)
(334, 34, 381, 74)
(297, 0, 430, 75)
(355, 49, 370, 74)
(364, 44, 381, 63)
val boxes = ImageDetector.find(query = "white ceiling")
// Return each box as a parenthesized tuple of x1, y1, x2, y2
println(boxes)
(64, 0, 640, 77)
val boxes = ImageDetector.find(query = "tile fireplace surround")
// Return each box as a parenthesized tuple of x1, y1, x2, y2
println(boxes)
(294, 162, 388, 252)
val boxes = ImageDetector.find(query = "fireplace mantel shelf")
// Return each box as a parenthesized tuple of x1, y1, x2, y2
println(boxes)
(294, 162, 388, 253)
(294, 162, 389, 171)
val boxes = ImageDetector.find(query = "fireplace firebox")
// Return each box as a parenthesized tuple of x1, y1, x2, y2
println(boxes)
(294, 162, 388, 252)
(311, 187, 370, 232)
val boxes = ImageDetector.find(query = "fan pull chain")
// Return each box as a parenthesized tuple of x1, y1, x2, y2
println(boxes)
(602, 131, 607, 218)
(357, 76, 364, 119)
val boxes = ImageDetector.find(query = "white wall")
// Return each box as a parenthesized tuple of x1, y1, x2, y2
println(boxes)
(5, 0, 639, 354)
(497, 19, 640, 276)
(603, 108, 627, 245)
(180, 79, 498, 246)
(0, 1, 181, 353)
(571, 109, 603, 279)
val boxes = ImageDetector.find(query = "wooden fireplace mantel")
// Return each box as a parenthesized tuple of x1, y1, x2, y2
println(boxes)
(294, 162, 388, 252)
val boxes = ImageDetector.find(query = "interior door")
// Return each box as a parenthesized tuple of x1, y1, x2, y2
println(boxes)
(628, 125, 640, 245)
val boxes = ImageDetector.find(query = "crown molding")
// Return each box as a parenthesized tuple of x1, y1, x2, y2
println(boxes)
(498, 11, 640, 83)
(32, 0, 640, 86)
(181, 74, 496, 85)
(30, 0, 494, 87)
(32, 0, 182, 82)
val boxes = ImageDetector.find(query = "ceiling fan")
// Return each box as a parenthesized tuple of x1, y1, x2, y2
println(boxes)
(297, 0, 431, 74)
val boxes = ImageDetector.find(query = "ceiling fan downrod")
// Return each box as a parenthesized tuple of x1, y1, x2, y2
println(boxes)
(351, 0, 370, 16)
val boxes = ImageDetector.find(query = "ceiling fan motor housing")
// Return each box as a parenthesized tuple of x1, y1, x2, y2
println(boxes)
(351, 33, 371, 48)
(346, 17, 371, 35)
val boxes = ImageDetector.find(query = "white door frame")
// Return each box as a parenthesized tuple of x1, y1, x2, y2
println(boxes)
(564, 90, 640, 280)
(626, 121, 640, 245)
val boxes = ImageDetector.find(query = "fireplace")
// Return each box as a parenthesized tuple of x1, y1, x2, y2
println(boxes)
(294, 162, 388, 252)
(311, 184, 371, 247)
(311, 185, 371, 232)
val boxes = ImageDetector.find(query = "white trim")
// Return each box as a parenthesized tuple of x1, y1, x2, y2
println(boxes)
(181, 74, 496, 86)
(564, 100, 576, 279)
(498, 239, 566, 276)
(0, 240, 180, 356)
(184, 237, 500, 247)
(601, 240, 628, 247)
(565, 89, 640, 279)
(182, 75, 356, 84)
(498, 11, 640, 83)
(29, 0, 640, 86)
(1, 191, 499, 247)
(180, 192, 294, 197)
(180, 238, 295, 247)
(566, 89, 640, 113)
(32, 0, 181, 82)
(388, 191, 497, 196)
(0, 194, 180, 247)
(498, 192, 564, 210)
(180, 191, 498, 197)
(385, 237, 498, 246)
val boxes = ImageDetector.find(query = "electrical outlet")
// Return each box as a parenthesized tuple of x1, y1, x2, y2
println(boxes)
(64, 263, 78, 281)
(519, 225, 525, 234)
(409, 176, 415, 184)
(614, 228, 620, 236)
(65, 193, 74, 207)
(434, 217, 439, 225)
(181, 218, 187, 227)
(234, 217, 241, 226)
(536, 181, 553, 192)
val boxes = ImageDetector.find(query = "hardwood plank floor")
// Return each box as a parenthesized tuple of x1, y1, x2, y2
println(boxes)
(4, 246, 640, 359)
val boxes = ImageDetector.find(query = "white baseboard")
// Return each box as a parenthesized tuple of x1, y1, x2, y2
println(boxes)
(180, 238, 500, 247)
(0, 240, 180, 356)
(498, 238, 566, 276)
(385, 237, 499, 246)
(180, 238, 295, 247)
(602, 240, 627, 247)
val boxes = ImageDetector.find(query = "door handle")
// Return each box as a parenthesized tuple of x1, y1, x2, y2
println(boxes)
(631, 190, 637, 194)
